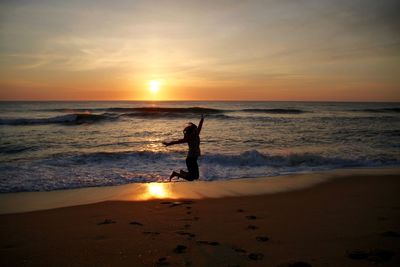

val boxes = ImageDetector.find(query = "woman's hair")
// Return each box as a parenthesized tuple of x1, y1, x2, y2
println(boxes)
(183, 122, 198, 136)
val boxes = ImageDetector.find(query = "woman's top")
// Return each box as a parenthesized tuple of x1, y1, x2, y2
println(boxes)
(187, 133, 200, 158)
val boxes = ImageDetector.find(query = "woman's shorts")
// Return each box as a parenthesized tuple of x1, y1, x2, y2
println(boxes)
(186, 156, 199, 181)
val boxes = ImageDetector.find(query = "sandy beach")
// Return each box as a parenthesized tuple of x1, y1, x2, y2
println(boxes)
(1, 169, 399, 267)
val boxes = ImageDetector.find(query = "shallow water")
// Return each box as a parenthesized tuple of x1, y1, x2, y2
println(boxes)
(0, 101, 399, 192)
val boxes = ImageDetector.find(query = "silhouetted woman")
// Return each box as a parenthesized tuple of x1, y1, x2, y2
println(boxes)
(163, 114, 204, 181)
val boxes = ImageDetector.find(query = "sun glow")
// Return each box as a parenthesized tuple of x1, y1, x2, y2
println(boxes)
(149, 80, 161, 93)
(146, 183, 169, 198)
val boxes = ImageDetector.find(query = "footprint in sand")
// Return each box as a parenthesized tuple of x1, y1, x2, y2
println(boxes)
(155, 257, 169, 266)
(176, 231, 196, 238)
(347, 249, 394, 263)
(162, 200, 195, 208)
(173, 244, 187, 254)
(97, 219, 116, 225)
(256, 236, 270, 242)
(143, 231, 160, 236)
(160, 201, 183, 208)
(247, 252, 264, 261)
(245, 215, 257, 220)
(197, 240, 220, 246)
(347, 249, 369, 260)
(277, 261, 312, 267)
(129, 221, 143, 226)
(247, 225, 258, 230)
(380, 230, 400, 238)
(231, 246, 247, 254)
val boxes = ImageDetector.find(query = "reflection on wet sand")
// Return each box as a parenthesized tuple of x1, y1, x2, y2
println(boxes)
(144, 183, 170, 199)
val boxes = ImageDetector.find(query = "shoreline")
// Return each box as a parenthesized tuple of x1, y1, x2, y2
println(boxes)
(0, 167, 399, 214)
(1, 168, 399, 266)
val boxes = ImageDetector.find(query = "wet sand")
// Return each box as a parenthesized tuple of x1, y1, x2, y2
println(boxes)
(1, 171, 400, 266)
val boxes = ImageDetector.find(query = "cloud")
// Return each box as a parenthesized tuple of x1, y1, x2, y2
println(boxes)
(0, 0, 399, 100)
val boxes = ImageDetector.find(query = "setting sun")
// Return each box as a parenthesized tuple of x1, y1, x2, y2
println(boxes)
(149, 80, 161, 94)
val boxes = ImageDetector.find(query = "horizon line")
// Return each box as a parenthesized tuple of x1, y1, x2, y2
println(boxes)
(1, 99, 400, 103)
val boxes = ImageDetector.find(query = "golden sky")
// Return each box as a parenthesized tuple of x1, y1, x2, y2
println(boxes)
(0, 0, 399, 101)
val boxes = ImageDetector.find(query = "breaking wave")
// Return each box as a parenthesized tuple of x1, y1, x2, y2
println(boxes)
(201, 150, 398, 167)
(0, 107, 232, 126)
(1, 149, 398, 192)
(0, 113, 113, 126)
(44, 106, 224, 114)
(241, 108, 306, 114)
(351, 108, 400, 113)
(42, 106, 309, 115)
(42, 149, 391, 168)
(107, 107, 224, 114)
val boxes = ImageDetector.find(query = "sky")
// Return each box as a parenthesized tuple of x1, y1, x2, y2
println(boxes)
(0, 0, 399, 101)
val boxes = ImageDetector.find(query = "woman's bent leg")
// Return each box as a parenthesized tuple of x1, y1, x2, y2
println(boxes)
(186, 157, 199, 180)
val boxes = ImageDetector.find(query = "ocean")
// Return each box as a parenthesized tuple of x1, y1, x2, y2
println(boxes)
(0, 101, 399, 193)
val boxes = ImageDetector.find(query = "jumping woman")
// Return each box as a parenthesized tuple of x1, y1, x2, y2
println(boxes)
(163, 114, 204, 181)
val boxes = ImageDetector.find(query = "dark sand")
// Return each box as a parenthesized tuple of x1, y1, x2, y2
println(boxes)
(1, 172, 399, 266)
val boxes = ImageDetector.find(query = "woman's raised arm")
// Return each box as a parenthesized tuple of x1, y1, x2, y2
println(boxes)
(198, 114, 204, 134)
